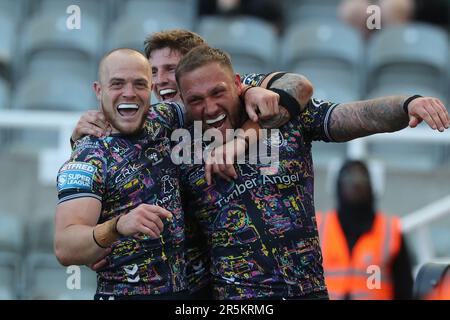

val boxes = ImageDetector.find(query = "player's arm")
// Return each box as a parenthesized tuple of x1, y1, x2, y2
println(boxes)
(54, 197, 108, 266)
(55, 199, 173, 266)
(328, 96, 449, 142)
(242, 72, 314, 127)
(70, 111, 111, 147)
(205, 81, 301, 184)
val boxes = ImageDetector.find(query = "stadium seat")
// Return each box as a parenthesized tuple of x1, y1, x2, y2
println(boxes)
(0, 252, 22, 299)
(367, 23, 450, 99)
(196, 16, 277, 74)
(0, 212, 25, 253)
(282, 21, 364, 100)
(0, 13, 15, 79)
(19, 11, 101, 79)
(121, 0, 197, 28)
(12, 72, 96, 111)
(282, 0, 340, 27)
(25, 214, 55, 254)
(0, 78, 10, 109)
(24, 253, 97, 300)
(107, 15, 192, 54)
(33, 0, 106, 22)
(414, 261, 450, 299)
(0, 212, 24, 300)
(0, 0, 25, 23)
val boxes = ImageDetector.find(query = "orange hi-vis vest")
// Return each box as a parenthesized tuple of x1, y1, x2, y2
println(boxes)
(316, 210, 402, 300)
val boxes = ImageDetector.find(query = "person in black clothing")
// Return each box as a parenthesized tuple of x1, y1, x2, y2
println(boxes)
(335, 160, 414, 299)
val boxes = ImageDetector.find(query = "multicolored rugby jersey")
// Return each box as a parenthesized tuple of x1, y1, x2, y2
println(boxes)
(181, 98, 339, 299)
(184, 72, 269, 294)
(57, 102, 187, 297)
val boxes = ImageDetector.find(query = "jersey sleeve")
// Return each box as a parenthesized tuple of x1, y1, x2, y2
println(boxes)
(56, 137, 107, 204)
(150, 102, 185, 130)
(240, 73, 269, 86)
(296, 98, 340, 142)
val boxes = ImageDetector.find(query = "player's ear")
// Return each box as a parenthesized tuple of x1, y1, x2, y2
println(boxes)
(93, 82, 102, 101)
(234, 74, 242, 94)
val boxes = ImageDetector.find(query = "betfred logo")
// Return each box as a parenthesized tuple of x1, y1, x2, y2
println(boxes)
(62, 162, 96, 173)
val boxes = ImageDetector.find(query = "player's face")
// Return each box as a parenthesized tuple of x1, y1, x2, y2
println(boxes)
(150, 47, 183, 102)
(178, 62, 244, 138)
(94, 53, 151, 135)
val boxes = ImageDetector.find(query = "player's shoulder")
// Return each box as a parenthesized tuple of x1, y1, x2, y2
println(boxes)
(240, 73, 269, 86)
(148, 101, 185, 128)
(150, 101, 183, 114)
(71, 135, 108, 160)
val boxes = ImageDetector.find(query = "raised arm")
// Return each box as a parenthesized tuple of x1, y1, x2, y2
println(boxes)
(246, 72, 314, 128)
(329, 96, 449, 142)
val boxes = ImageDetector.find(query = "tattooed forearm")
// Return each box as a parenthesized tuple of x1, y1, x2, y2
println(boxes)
(329, 96, 409, 142)
(269, 73, 314, 109)
(259, 107, 290, 128)
(258, 73, 314, 129)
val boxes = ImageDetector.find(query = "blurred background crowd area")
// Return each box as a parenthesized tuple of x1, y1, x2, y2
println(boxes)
(0, 0, 449, 299)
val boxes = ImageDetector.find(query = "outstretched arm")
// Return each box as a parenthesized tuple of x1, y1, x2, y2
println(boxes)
(329, 96, 449, 142)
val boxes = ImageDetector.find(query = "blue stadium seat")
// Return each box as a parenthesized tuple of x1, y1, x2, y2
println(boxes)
(12, 72, 96, 111)
(121, 0, 197, 28)
(282, 21, 364, 100)
(0, 13, 16, 79)
(19, 11, 101, 79)
(0, 78, 10, 109)
(0, 211, 24, 299)
(107, 16, 192, 54)
(196, 16, 277, 74)
(0, 252, 21, 299)
(0, 212, 25, 253)
(282, 0, 340, 27)
(32, 0, 106, 23)
(26, 215, 55, 253)
(367, 23, 450, 99)
(0, 0, 26, 23)
(24, 253, 97, 300)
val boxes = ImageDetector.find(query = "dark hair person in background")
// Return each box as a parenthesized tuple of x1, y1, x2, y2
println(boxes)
(317, 160, 413, 299)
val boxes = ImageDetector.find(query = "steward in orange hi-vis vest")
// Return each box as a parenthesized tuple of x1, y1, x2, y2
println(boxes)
(316, 210, 402, 300)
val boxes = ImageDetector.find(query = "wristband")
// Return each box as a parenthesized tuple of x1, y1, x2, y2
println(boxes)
(240, 85, 257, 104)
(92, 216, 121, 248)
(269, 88, 301, 119)
(403, 95, 422, 114)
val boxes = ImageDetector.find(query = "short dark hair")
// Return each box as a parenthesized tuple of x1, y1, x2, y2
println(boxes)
(175, 45, 234, 85)
(144, 29, 206, 59)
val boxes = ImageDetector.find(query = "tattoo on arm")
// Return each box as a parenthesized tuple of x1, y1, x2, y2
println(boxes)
(260, 73, 314, 129)
(329, 96, 409, 142)
(270, 73, 313, 109)
(259, 107, 290, 129)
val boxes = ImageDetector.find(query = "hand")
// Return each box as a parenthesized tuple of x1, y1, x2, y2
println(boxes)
(408, 97, 449, 132)
(71, 110, 111, 142)
(243, 86, 280, 122)
(204, 137, 247, 185)
(116, 204, 173, 239)
(88, 247, 111, 271)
